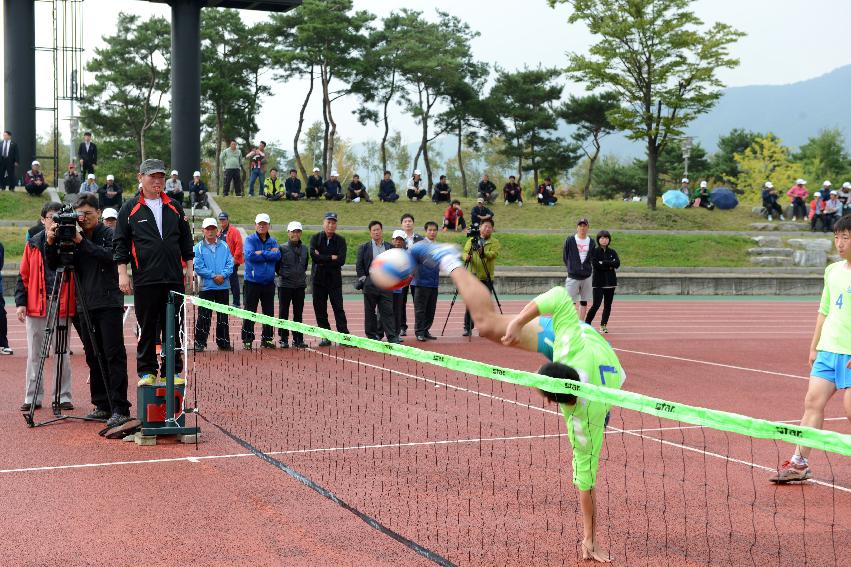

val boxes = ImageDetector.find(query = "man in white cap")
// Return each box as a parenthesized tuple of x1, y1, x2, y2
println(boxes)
(323, 170, 344, 201)
(165, 169, 184, 204)
(693, 180, 713, 210)
(102, 208, 119, 230)
(98, 174, 122, 210)
(787, 179, 808, 221)
(193, 217, 234, 352)
(407, 169, 426, 201)
(188, 170, 208, 208)
(822, 190, 842, 232)
(306, 166, 324, 199)
(680, 178, 689, 196)
(23, 161, 47, 196)
(761, 182, 784, 221)
(276, 220, 309, 348)
(242, 212, 280, 350)
(81, 173, 98, 194)
(839, 182, 851, 214)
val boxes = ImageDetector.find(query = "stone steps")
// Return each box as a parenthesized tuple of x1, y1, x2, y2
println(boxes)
(748, 247, 793, 257)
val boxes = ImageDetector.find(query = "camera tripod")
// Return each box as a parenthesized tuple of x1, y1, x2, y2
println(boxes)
(440, 245, 503, 337)
(24, 263, 113, 428)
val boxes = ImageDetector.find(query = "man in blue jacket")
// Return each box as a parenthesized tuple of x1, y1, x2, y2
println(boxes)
(242, 213, 281, 349)
(412, 221, 440, 341)
(193, 217, 234, 352)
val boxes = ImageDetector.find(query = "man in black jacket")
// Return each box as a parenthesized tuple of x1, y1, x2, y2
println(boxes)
(478, 174, 497, 204)
(563, 218, 595, 320)
(50, 193, 130, 427)
(276, 221, 309, 348)
(78, 132, 97, 176)
(285, 169, 305, 200)
(356, 221, 399, 343)
(98, 174, 122, 210)
(378, 171, 399, 202)
(0, 131, 19, 191)
(306, 167, 325, 199)
(114, 158, 194, 385)
(346, 174, 372, 202)
(310, 212, 349, 346)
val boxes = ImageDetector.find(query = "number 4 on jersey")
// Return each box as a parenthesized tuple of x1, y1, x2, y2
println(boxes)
(837, 293, 844, 310)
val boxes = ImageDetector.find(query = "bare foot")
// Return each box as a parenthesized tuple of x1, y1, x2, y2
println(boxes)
(582, 540, 613, 563)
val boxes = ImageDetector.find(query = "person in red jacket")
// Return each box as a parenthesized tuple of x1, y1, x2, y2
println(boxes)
(442, 200, 467, 232)
(218, 211, 244, 307)
(15, 202, 75, 411)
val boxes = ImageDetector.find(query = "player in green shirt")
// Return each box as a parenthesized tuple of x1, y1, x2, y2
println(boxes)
(410, 242, 624, 562)
(771, 215, 851, 483)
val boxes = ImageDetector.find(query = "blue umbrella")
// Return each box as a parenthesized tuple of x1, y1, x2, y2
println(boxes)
(662, 189, 689, 208)
(710, 187, 738, 210)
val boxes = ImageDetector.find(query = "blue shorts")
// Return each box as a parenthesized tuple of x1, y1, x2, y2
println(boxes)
(812, 351, 851, 389)
(535, 316, 596, 362)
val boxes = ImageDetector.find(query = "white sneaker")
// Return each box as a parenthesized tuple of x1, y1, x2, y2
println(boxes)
(767, 215, 773, 221)
(0, 347, 12, 355)
(518, 201, 523, 207)
(780, 215, 785, 220)
(504, 200, 508, 205)
(792, 216, 797, 221)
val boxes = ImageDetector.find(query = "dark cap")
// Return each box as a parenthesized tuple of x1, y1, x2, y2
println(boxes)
(139, 159, 166, 175)
(217, 211, 229, 220)
(324, 212, 338, 221)
(577, 218, 589, 226)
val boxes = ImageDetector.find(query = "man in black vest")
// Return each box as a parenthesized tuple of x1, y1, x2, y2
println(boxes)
(0, 131, 20, 191)
(78, 132, 98, 176)
(309, 212, 349, 346)
(356, 221, 399, 343)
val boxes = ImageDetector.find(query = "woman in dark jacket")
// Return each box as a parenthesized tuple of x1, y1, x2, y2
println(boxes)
(585, 230, 620, 333)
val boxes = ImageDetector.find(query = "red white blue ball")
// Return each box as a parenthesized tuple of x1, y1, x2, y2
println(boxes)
(370, 248, 415, 290)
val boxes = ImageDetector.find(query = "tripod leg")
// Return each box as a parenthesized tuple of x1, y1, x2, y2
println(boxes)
(440, 257, 472, 336)
(25, 269, 64, 425)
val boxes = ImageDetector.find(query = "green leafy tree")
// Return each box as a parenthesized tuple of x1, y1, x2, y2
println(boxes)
(386, 131, 411, 179)
(300, 121, 324, 174)
(588, 155, 647, 200)
(553, 0, 744, 209)
(635, 138, 710, 190)
(559, 92, 619, 199)
(710, 128, 762, 183)
(795, 128, 851, 183)
(733, 135, 804, 203)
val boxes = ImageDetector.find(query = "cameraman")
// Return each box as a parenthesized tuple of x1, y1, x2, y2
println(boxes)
(462, 218, 500, 336)
(48, 194, 130, 427)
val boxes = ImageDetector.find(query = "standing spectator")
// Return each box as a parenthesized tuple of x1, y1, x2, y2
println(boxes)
(563, 218, 595, 321)
(787, 179, 808, 221)
(242, 213, 280, 349)
(324, 171, 344, 201)
(407, 170, 427, 201)
(838, 182, 851, 214)
(390, 230, 408, 338)
(24, 161, 47, 196)
(81, 173, 97, 193)
(246, 141, 267, 197)
(356, 221, 398, 343)
(413, 221, 440, 342)
(679, 178, 689, 196)
(63, 163, 82, 196)
(432, 175, 452, 203)
(762, 182, 784, 221)
(347, 174, 372, 202)
(823, 191, 843, 232)
(810, 191, 826, 232)
(471, 198, 494, 224)
(585, 230, 620, 334)
(379, 171, 399, 202)
(462, 218, 500, 336)
(220, 140, 243, 196)
(102, 208, 119, 230)
(306, 167, 325, 199)
(503, 175, 523, 206)
(0, 130, 20, 191)
(276, 221, 309, 349)
(165, 170, 184, 204)
(285, 169, 304, 200)
(263, 168, 283, 201)
(310, 212, 349, 346)
(77, 131, 97, 176)
(98, 174, 122, 210)
(0, 240, 11, 355)
(692, 181, 714, 210)
(478, 174, 497, 204)
(398, 213, 422, 336)
(188, 171, 209, 208)
(193, 218, 233, 352)
(537, 177, 557, 205)
(217, 211, 244, 308)
(114, 159, 194, 386)
(443, 200, 467, 232)
(16, 202, 74, 411)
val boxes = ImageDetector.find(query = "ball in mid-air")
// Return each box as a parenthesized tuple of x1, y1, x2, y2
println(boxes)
(370, 248, 415, 290)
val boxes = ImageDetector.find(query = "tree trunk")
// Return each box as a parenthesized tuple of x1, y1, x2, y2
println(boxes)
(380, 69, 396, 173)
(321, 65, 337, 175)
(646, 140, 658, 210)
(215, 110, 223, 193)
(294, 65, 314, 181)
(413, 145, 422, 170)
(321, 66, 330, 175)
(583, 138, 601, 201)
(422, 89, 432, 195)
(457, 117, 467, 198)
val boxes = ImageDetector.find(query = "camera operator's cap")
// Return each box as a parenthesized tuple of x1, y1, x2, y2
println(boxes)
(102, 208, 118, 220)
(476, 197, 484, 203)
(324, 211, 338, 221)
(700, 180, 707, 188)
(139, 158, 166, 175)
(796, 178, 806, 185)
(577, 218, 589, 226)
(764, 181, 774, 189)
(193, 170, 201, 177)
(255, 213, 271, 224)
(681, 178, 689, 183)
(202, 217, 217, 229)
(31, 160, 40, 166)
(87, 173, 95, 179)
(312, 167, 320, 172)
(217, 211, 229, 220)
(391, 229, 407, 240)
(287, 221, 303, 232)
(106, 174, 115, 181)
(823, 180, 832, 187)
(413, 169, 421, 175)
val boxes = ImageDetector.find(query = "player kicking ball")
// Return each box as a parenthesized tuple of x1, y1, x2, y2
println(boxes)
(771, 215, 851, 484)
(399, 241, 625, 562)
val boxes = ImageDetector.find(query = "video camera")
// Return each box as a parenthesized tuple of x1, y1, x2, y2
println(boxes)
(467, 222, 482, 251)
(54, 204, 80, 265)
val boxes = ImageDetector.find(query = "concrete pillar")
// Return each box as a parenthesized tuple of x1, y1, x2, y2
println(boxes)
(170, 0, 201, 186)
(4, 0, 36, 178)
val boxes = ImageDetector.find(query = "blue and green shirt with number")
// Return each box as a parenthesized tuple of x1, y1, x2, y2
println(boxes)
(533, 286, 625, 491)
(818, 260, 851, 355)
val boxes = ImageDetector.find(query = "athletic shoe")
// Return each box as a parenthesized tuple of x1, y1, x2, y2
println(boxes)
(260, 340, 276, 349)
(388, 337, 404, 344)
(317, 339, 333, 347)
(20, 403, 41, 411)
(105, 413, 131, 428)
(409, 241, 462, 273)
(59, 401, 75, 410)
(769, 460, 812, 483)
(400, 328, 407, 337)
(218, 343, 234, 352)
(137, 373, 157, 387)
(292, 341, 308, 349)
(424, 333, 438, 340)
(518, 201, 523, 208)
(0, 347, 12, 355)
(243, 342, 253, 351)
(600, 325, 608, 334)
(194, 342, 206, 352)
(780, 215, 785, 220)
(173, 373, 186, 386)
(504, 200, 508, 206)
(767, 215, 773, 221)
(86, 408, 111, 420)
(462, 329, 472, 337)
(279, 341, 289, 349)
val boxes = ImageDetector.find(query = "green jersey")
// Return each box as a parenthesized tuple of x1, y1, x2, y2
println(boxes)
(533, 286, 624, 490)
(817, 260, 851, 355)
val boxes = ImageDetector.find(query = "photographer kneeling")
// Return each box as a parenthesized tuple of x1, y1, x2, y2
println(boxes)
(49, 193, 130, 427)
(462, 218, 500, 337)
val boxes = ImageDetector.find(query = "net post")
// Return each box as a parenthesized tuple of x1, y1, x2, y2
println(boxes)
(165, 291, 176, 423)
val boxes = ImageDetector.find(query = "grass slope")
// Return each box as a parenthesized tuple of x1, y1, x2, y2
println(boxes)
(0, 192, 48, 222)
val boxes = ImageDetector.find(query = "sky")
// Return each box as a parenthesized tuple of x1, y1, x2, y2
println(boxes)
(3, 0, 851, 153)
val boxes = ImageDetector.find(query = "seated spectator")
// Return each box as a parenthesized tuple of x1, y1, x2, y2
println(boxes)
(537, 177, 557, 205)
(810, 191, 826, 231)
(23, 161, 47, 196)
(787, 179, 808, 221)
(285, 169, 304, 200)
(346, 174, 372, 202)
(263, 168, 283, 201)
(378, 171, 399, 202)
(471, 198, 494, 224)
(188, 170, 209, 208)
(102, 208, 119, 230)
(839, 182, 851, 214)
(822, 191, 843, 232)
(306, 167, 324, 199)
(81, 173, 98, 193)
(98, 174, 122, 210)
(692, 181, 714, 210)
(679, 178, 690, 196)
(761, 181, 784, 221)
(63, 163, 81, 196)
(407, 170, 427, 201)
(478, 174, 497, 204)
(503, 176, 523, 206)
(443, 199, 467, 232)
(324, 171, 344, 201)
(165, 170, 184, 203)
(432, 175, 452, 203)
